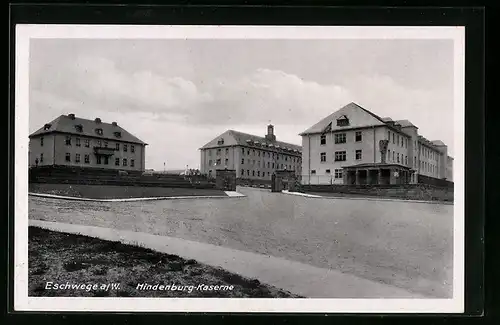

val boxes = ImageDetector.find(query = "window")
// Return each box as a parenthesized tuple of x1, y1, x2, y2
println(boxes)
(216, 158, 221, 165)
(242, 148, 245, 155)
(95, 128, 103, 135)
(397, 153, 400, 163)
(247, 150, 250, 155)
(414, 157, 417, 167)
(96, 156, 102, 165)
(258, 151, 261, 157)
(226, 148, 229, 155)
(355, 131, 362, 142)
(115, 158, 120, 166)
(336, 116, 349, 126)
(104, 141, 108, 148)
(217, 138, 225, 145)
(388, 149, 391, 161)
(397, 135, 400, 147)
(116, 143, 120, 150)
(334, 169, 343, 179)
(104, 156, 109, 165)
(241, 169, 244, 175)
(320, 135, 326, 145)
(65, 136, 71, 146)
(388, 131, 391, 140)
(75, 138, 81, 147)
(40, 137, 44, 147)
(334, 151, 347, 161)
(130, 159, 135, 167)
(285, 156, 288, 161)
(252, 170, 255, 176)
(257, 171, 260, 177)
(123, 158, 127, 166)
(75, 124, 83, 132)
(267, 162, 270, 168)
(268, 152, 270, 158)
(84, 155, 90, 164)
(225, 158, 229, 166)
(75, 154, 80, 163)
(326, 169, 331, 174)
(272, 163, 275, 168)
(40, 153, 43, 163)
(253, 150, 255, 156)
(85, 139, 90, 148)
(241, 158, 244, 164)
(392, 133, 395, 144)
(65, 153, 70, 162)
(97, 140, 102, 147)
(392, 151, 395, 161)
(247, 170, 250, 176)
(311, 170, 316, 175)
(405, 156, 408, 165)
(124, 144, 128, 152)
(320, 152, 326, 162)
(355, 150, 362, 160)
(114, 131, 122, 138)
(334, 133, 346, 144)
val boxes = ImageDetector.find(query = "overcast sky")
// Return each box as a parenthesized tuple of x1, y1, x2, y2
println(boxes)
(29, 38, 455, 170)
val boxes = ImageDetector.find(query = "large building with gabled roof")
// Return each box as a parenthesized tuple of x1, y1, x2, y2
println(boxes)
(199, 125, 302, 180)
(300, 102, 453, 185)
(29, 113, 147, 171)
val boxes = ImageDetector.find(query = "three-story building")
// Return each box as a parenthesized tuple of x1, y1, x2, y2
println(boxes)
(29, 113, 147, 171)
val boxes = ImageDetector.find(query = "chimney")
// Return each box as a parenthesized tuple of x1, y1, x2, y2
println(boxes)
(112, 122, 118, 126)
(68, 113, 75, 120)
(265, 124, 276, 141)
(95, 118, 102, 124)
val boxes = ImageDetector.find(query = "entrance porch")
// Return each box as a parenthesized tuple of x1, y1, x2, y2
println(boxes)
(342, 163, 414, 185)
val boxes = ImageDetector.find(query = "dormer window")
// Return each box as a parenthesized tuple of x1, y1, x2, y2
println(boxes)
(74, 124, 83, 132)
(336, 115, 350, 127)
(217, 138, 225, 145)
(43, 123, 51, 130)
(95, 128, 103, 135)
(114, 131, 122, 138)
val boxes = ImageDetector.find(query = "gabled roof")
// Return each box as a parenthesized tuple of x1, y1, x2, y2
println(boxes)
(200, 129, 302, 153)
(395, 119, 418, 128)
(300, 102, 389, 136)
(29, 114, 147, 145)
(431, 140, 446, 146)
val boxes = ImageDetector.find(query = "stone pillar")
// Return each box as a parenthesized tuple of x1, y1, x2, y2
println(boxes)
(355, 170, 360, 185)
(389, 168, 396, 185)
(377, 169, 382, 185)
(366, 169, 372, 185)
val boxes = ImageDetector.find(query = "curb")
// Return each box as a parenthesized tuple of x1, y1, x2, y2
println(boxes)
(29, 191, 246, 202)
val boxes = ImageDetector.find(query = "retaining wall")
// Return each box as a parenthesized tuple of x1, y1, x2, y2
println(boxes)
(302, 184, 454, 202)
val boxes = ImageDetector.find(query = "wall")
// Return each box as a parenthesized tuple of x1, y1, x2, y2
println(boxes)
(29, 134, 56, 166)
(302, 126, 412, 185)
(301, 183, 453, 202)
(49, 133, 145, 171)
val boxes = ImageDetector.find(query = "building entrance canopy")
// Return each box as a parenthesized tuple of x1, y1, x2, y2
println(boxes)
(342, 163, 415, 185)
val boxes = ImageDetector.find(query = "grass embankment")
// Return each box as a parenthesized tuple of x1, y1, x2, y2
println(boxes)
(29, 227, 299, 298)
(29, 183, 228, 199)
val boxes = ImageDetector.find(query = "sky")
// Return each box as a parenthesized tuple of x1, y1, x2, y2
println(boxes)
(29, 38, 455, 170)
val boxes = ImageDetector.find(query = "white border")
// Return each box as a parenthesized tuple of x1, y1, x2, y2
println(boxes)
(14, 25, 465, 313)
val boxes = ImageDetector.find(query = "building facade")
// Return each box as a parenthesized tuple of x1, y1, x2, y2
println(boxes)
(300, 102, 454, 185)
(29, 114, 147, 171)
(200, 125, 302, 180)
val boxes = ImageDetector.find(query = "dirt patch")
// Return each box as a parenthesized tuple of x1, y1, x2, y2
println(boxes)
(28, 226, 301, 298)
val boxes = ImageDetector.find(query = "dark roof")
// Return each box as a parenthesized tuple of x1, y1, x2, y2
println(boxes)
(29, 114, 147, 145)
(342, 162, 413, 170)
(228, 130, 302, 152)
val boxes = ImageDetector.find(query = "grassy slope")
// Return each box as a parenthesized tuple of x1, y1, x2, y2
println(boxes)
(28, 227, 300, 298)
(29, 183, 227, 199)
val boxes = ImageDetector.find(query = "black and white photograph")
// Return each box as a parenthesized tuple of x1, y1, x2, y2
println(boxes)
(14, 25, 465, 313)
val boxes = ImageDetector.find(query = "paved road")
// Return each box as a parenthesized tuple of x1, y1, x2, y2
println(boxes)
(29, 186, 453, 298)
